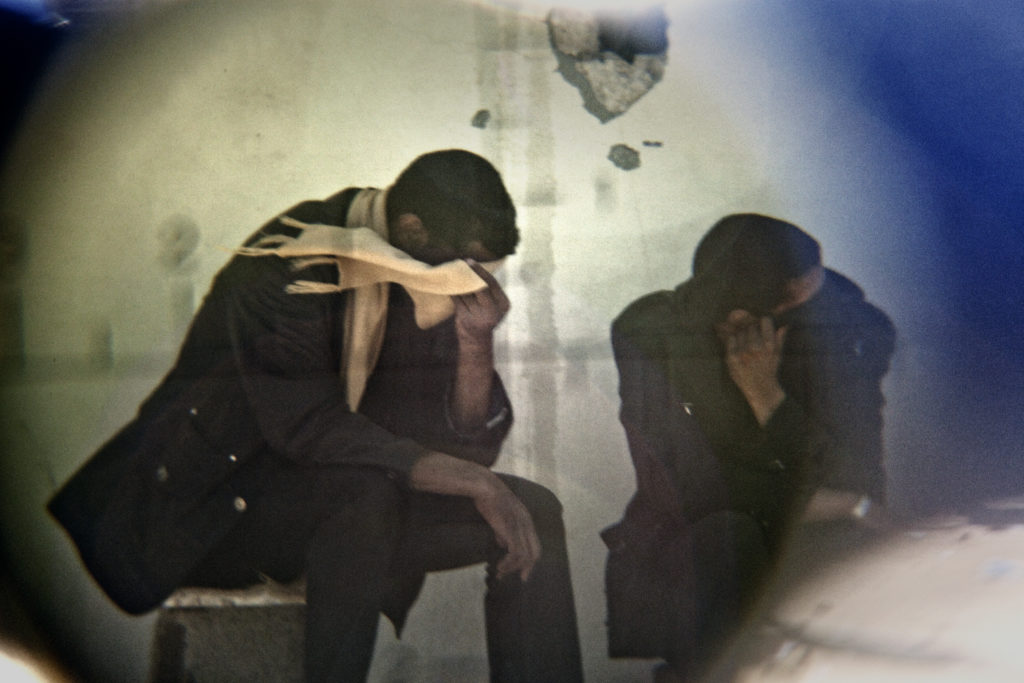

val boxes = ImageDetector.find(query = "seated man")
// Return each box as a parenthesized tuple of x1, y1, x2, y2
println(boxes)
(48, 150, 583, 682)
(603, 213, 895, 681)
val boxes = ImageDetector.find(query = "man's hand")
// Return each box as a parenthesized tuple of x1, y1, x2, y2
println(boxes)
(453, 260, 510, 345)
(473, 476, 542, 581)
(449, 260, 509, 432)
(409, 452, 540, 582)
(716, 309, 787, 426)
(803, 488, 895, 531)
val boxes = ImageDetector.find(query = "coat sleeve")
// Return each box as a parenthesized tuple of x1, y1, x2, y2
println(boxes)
(611, 294, 828, 531)
(809, 304, 896, 502)
(611, 302, 729, 523)
(357, 348, 513, 469)
(216, 253, 428, 481)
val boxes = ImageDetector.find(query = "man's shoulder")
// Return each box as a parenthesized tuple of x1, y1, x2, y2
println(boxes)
(823, 270, 895, 340)
(243, 188, 363, 246)
(611, 290, 694, 363)
(281, 187, 363, 225)
(810, 270, 896, 373)
(218, 189, 365, 292)
(613, 290, 678, 338)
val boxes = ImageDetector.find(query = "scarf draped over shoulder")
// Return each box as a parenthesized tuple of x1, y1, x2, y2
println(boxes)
(236, 187, 503, 410)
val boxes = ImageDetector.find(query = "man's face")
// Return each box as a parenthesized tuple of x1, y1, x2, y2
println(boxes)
(404, 238, 497, 267)
(390, 212, 498, 265)
(769, 264, 826, 329)
(716, 265, 825, 350)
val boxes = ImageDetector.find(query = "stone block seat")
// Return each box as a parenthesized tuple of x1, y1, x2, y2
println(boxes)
(148, 578, 307, 683)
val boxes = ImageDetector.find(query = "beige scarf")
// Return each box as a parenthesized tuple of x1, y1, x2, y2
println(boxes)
(237, 187, 502, 409)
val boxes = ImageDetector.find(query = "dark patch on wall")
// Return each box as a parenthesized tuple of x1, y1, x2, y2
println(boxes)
(596, 6, 669, 63)
(608, 144, 640, 171)
(594, 174, 616, 212)
(0, 213, 27, 280)
(157, 214, 199, 335)
(91, 320, 113, 369)
(0, 8, 67, 166)
(0, 290, 24, 371)
(0, 213, 26, 370)
(157, 214, 199, 271)
(471, 109, 491, 129)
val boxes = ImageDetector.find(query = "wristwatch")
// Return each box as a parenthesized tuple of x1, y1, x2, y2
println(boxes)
(851, 495, 872, 519)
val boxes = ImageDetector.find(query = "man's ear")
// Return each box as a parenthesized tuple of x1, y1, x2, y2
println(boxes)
(392, 213, 429, 248)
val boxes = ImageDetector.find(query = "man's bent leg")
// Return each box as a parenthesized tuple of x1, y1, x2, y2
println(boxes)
(661, 510, 770, 681)
(394, 475, 582, 683)
(184, 465, 406, 683)
(484, 476, 583, 683)
(302, 470, 405, 683)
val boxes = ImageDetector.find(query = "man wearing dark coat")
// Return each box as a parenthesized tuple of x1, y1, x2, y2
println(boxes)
(48, 150, 583, 682)
(602, 214, 895, 682)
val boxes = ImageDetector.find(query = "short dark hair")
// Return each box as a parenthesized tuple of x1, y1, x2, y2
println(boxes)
(387, 150, 519, 258)
(693, 213, 821, 315)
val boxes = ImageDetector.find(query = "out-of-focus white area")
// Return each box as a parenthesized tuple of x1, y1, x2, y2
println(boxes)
(0, 0, 996, 680)
(735, 502, 1024, 683)
(0, 641, 71, 683)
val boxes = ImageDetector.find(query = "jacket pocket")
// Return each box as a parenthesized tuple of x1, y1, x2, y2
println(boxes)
(143, 405, 252, 499)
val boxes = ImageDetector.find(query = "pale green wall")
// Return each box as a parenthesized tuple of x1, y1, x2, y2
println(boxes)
(0, 1, 941, 680)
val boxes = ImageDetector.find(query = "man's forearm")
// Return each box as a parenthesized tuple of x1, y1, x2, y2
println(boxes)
(449, 260, 509, 433)
(409, 450, 541, 581)
(802, 488, 883, 525)
(743, 384, 787, 427)
(409, 450, 496, 498)
(450, 334, 496, 432)
(803, 488, 860, 521)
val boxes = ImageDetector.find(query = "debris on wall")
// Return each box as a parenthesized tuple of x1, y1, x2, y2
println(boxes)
(607, 143, 640, 171)
(471, 109, 491, 129)
(548, 6, 669, 123)
(157, 213, 199, 336)
(157, 214, 199, 272)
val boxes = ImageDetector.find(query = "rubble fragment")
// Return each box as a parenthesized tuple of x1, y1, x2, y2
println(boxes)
(548, 6, 669, 123)
(548, 8, 599, 57)
(471, 109, 491, 129)
(608, 144, 640, 171)
(157, 214, 200, 270)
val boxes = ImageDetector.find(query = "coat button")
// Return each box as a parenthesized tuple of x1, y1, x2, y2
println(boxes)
(233, 496, 247, 512)
(189, 407, 198, 416)
(156, 465, 169, 482)
(228, 453, 238, 463)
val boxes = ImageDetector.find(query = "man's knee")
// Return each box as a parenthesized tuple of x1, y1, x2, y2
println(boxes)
(497, 475, 563, 518)
(312, 468, 406, 550)
(496, 475, 568, 552)
(690, 510, 769, 588)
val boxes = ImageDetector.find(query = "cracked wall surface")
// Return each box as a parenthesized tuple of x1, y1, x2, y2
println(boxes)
(0, 1, 965, 682)
(548, 6, 669, 123)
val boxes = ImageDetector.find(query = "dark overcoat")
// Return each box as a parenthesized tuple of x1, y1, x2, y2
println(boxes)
(602, 268, 895, 657)
(48, 189, 511, 615)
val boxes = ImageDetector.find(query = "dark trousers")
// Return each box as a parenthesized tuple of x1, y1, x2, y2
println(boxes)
(185, 464, 582, 683)
(605, 509, 770, 679)
(663, 511, 770, 675)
